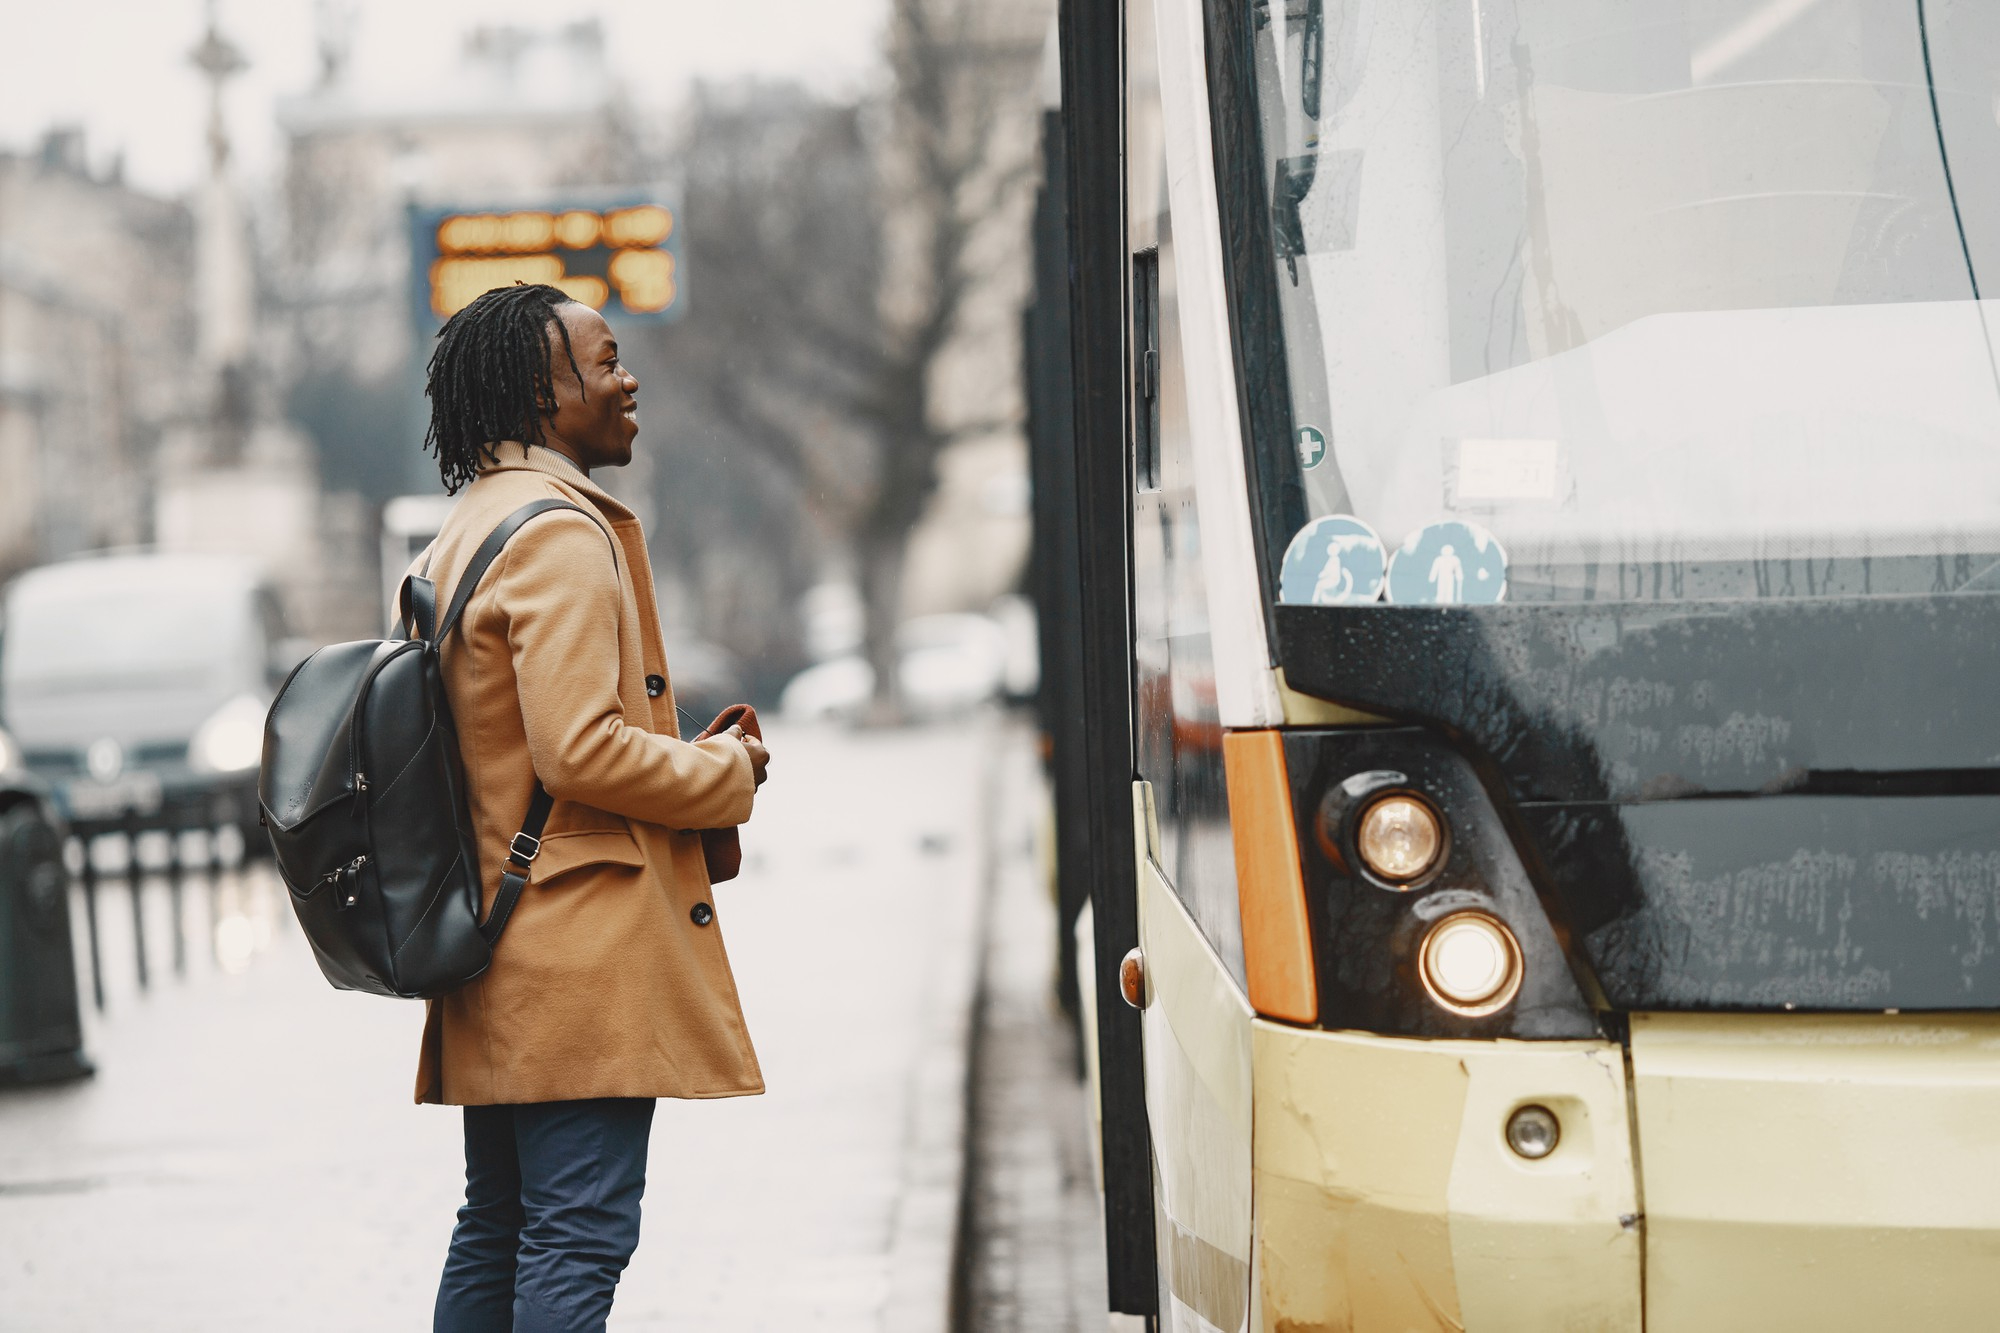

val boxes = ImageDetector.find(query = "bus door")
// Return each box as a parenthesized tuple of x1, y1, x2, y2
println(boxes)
(1125, 0, 1256, 1329)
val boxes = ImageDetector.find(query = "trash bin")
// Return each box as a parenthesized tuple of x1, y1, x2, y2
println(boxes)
(0, 784, 92, 1086)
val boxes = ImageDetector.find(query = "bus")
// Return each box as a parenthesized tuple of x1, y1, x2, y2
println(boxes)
(1029, 2, 2000, 1328)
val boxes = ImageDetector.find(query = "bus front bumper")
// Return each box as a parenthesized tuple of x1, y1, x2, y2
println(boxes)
(1252, 1014, 2000, 1332)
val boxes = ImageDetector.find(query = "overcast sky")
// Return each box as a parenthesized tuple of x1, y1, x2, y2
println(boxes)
(0, 0, 889, 197)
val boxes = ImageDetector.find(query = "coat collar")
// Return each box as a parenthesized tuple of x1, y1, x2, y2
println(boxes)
(475, 440, 638, 525)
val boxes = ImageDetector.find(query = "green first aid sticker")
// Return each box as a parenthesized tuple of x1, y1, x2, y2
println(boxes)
(1297, 425, 1327, 470)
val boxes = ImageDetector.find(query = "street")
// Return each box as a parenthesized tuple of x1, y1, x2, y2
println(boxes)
(0, 717, 1104, 1331)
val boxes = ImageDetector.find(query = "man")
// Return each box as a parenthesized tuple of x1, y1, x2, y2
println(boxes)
(415, 282, 771, 1332)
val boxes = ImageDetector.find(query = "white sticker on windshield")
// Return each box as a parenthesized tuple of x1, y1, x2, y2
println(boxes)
(1279, 515, 1387, 605)
(1449, 437, 1564, 504)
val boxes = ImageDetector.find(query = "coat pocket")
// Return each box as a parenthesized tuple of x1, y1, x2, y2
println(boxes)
(528, 829, 647, 886)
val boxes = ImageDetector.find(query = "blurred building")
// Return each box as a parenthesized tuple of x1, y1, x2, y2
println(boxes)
(267, 8, 1052, 672)
(0, 129, 195, 579)
(151, 14, 336, 641)
(269, 19, 662, 639)
(275, 20, 652, 500)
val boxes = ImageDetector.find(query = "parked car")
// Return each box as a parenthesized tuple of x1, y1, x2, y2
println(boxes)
(0, 553, 304, 850)
(0, 723, 89, 1084)
(780, 612, 1010, 722)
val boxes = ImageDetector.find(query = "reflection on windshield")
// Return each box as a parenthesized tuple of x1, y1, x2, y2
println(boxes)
(1252, 0, 2000, 602)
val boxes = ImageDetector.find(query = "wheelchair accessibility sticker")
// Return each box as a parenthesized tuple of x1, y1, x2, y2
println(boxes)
(1386, 519, 1507, 604)
(1279, 515, 1387, 605)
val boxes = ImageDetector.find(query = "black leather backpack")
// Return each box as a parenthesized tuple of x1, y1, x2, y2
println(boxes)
(258, 500, 597, 998)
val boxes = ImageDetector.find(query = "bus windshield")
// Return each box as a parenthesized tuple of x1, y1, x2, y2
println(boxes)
(1250, 0, 2000, 604)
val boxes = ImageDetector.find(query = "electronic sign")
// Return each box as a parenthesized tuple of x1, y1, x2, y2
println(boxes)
(409, 197, 686, 324)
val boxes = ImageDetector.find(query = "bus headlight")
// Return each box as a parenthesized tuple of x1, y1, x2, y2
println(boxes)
(189, 695, 268, 775)
(1356, 793, 1444, 884)
(1419, 911, 1522, 1016)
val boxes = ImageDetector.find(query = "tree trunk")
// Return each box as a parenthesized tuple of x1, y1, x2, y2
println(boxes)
(858, 527, 909, 725)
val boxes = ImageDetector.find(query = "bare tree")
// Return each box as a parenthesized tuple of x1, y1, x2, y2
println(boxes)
(852, 0, 1045, 717)
(642, 86, 883, 697)
(670, 1, 1046, 719)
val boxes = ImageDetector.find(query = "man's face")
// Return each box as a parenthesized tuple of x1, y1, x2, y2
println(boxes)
(542, 302, 639, 470)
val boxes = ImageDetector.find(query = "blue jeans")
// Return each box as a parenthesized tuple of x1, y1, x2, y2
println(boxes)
(434, 1097, 657, 1333)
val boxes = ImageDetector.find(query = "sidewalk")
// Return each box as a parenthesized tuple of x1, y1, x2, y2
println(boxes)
(959, 719, 1114, 1331)
(0, 719, 995, 1332)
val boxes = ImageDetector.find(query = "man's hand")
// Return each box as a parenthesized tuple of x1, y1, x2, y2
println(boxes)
(729, 725, 771, 786)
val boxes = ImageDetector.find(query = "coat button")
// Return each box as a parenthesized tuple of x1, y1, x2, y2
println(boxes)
(645, 674, 666, 698)
(690, 902, 714, 927)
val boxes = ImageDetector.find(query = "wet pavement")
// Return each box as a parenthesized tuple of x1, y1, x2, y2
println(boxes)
(958, 732, 1118, 1332)
(0, 719, 1004, 1331)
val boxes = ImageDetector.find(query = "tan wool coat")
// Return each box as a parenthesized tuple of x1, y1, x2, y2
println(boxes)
(411, 442, 764, 1105)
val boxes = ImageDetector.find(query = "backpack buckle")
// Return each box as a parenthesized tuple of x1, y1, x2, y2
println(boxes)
(509, 832, 541, 865)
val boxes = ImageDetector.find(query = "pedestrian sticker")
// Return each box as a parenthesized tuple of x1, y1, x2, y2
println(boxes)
(1297, 425, 1327, 470)
(1386, 520, 1507, 605)
(1279, 515, 1387, 605)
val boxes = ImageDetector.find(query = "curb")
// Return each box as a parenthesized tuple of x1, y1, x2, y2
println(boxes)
(880, 713, 1007, 1333)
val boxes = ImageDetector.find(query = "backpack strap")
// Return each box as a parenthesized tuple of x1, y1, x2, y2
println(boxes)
(435, 498, 610, 645)
(400, 574, 439, 642)
(396, 547, 442, 641)
(421, 497, 617, 947)
(479, 783, 553, 943)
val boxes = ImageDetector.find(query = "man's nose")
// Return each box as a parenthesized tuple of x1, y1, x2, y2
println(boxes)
(622, 370, 639, 394)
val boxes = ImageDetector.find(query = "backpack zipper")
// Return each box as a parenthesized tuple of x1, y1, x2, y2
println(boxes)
(322, 854, 369, 909)
(343, 639, 421, 812)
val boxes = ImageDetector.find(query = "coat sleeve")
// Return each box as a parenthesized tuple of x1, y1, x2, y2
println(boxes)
(491, 512, 756, 830)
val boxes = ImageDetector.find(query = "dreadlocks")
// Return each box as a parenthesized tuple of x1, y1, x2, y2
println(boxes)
(423, 283, 585, 494)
